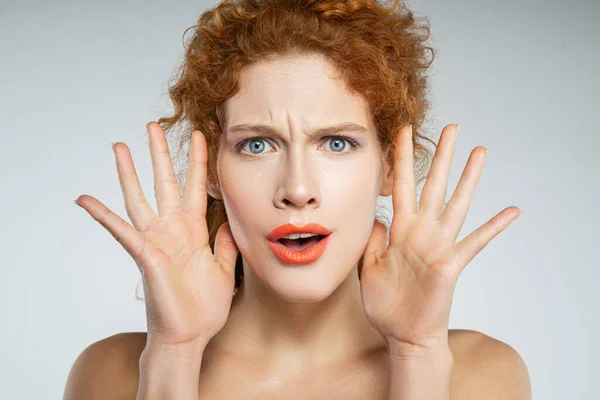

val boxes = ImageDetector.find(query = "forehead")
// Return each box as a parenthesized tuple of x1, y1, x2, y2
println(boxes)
(223, 54, 374, 132)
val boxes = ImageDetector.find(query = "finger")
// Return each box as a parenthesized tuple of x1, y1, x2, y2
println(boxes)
(361, 220, 388, 273)
(453, 206, 521, 274)
(182, 131, 208, 217)
(392, 124, 417, 216)
(113, 142, 157, 231)
(147, 122, 182, 216)
(213, 222, 239, 276)
(441, 146, 487, 240)
(419, 124, 458, 221)
(75, 194, 146, 264)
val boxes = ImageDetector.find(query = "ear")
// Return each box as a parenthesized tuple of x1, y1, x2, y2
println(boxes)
(207, 179, 223, 200)
(379, 149, 394, 197)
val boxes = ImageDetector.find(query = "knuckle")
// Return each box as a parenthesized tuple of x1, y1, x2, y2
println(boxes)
(192, 156, 208, 168)
(99, 207, 111, 224)
(161, 174, 179, 185)
(117, 217, 129, 229)
(126, 192, 146, 210)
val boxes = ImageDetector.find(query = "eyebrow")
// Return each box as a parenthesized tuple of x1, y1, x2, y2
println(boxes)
(227, 122, 369, 138)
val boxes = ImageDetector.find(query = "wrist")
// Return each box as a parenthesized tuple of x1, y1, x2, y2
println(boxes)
(137, 339, 207, 400)
(386, 337, 453, 363)
(386, 351, 453, 400)
(145, 333, 210, 353)
(385, 339, 453, 400)
(141, 337, 208, 364)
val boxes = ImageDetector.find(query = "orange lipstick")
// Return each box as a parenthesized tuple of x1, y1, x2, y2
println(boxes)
(267, 223, 332, 264)
(267, 234, 332, 264)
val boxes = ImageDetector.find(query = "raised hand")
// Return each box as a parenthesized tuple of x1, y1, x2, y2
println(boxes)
(74, 122, 239, 348)
(359, 124, 521, 353)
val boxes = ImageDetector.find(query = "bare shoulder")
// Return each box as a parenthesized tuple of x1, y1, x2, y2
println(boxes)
(63, 332, 147, 400)
(448, 329, 532, 400)
(63, 330, 531, 399)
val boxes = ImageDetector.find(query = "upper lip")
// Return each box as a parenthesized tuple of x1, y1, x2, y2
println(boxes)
(267, 223, 332, 242)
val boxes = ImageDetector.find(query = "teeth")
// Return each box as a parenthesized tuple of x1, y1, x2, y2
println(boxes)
(280, 233, 319, 240)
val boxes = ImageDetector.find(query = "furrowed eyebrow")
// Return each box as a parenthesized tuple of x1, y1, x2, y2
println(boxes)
(227, 122, 369, 138)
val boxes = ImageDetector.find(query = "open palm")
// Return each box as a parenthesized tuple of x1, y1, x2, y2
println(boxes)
(75, 122, 240, 347)
(360, 124, 521, 351)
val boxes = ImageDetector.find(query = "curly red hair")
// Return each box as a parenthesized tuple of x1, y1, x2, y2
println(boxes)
(155, 0, 437, 289)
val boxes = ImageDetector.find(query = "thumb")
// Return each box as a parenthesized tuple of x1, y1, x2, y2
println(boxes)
(214, 222, 239, 276)
(362, 220, 388, 273)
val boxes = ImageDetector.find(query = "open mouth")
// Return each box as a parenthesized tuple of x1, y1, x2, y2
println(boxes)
(268, 232, 333, 264)
(276, 234, 327, 251)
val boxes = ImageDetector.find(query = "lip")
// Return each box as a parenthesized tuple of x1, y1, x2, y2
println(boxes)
(267, 234, 332, 264)
(266, 223, 333, 265)
(267, 223, 333, 242)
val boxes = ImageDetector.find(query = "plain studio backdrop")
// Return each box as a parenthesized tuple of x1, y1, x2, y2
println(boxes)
(1, 0, 598, 398)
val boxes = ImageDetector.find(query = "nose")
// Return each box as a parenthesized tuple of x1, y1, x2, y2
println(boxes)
(273, 150, 321, 210)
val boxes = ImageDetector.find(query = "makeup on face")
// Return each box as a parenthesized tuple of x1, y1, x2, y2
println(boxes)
(266, 223, 333, 264)
(267, 234, 333, 264)
(216, 55, 385, 296)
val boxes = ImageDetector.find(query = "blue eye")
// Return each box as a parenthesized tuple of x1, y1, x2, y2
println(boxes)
(239, 138, 272, 155)
(235, 135, 361, 157)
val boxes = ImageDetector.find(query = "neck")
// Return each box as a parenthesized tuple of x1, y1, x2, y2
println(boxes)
(205, 261, 387, 371)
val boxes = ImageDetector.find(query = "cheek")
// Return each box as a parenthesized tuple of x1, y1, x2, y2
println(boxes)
(323, 162, 380, 216)
(323, 163, 382, 254)
(221, 160, 272, 214)
(218, 160, 273, 249)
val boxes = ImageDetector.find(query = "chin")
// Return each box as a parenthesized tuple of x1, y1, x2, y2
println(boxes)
(268, 284, 333, 303)
(251, 263, 355, 303)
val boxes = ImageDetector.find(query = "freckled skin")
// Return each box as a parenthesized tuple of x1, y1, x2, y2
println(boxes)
(204, 53, 395, 370)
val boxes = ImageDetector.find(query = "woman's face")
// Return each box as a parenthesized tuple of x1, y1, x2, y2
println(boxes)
(210, 54, 393, 302)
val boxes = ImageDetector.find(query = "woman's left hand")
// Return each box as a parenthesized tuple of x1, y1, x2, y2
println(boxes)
(360, 123, 521, 353)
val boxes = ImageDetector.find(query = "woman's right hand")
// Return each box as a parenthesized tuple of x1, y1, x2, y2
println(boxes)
(74, 122, 239, 348)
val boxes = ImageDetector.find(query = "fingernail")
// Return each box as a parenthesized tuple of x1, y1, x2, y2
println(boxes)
(111, 142, 116, 151)
(456, 124, 460, 133)
(74, 198, 81, 207)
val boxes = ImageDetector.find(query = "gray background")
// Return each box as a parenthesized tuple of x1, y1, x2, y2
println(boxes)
(1, 0, 598, 398)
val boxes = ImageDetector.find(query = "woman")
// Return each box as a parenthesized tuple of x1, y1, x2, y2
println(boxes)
(64, 0, 531, 399)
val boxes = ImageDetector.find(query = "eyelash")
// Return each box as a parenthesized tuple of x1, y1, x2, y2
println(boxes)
(234, 135, 361, 158)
